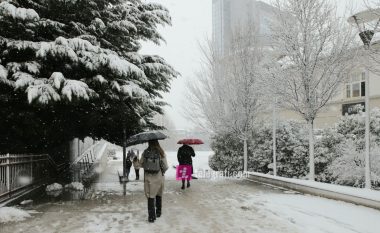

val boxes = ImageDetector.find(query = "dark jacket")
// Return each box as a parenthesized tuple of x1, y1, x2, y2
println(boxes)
(177, 145, 195, 165)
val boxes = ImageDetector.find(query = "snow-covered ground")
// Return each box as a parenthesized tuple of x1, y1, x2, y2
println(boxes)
(1, 150, 380, 233)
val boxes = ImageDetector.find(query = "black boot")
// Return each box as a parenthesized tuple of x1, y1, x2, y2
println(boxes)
(156, 196, 162, 218)
(148, 198, 156, 223)
(181, 180, 185, 189)
(187, 180, 190, 188)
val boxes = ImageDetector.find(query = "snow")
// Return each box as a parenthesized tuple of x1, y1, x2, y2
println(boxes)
(0, 2, 40, 22)
(46, 183, 63, 192)
(22, 62, 40, 75)
(20, 200, 33, 206)
(108, 20, 137, 33)
(92, 75, 107, 85)
(0, 64, 8, 79)
(61, 80, 93, 101)
(65, 182, 84, 191)
(37, 42, 79, 63)
(247, 172, 380, 202)
(27, 84, 61, 104)
(0, 207, 31, 223)
(120, 82, 149, 97)
(49, 72, 65, 89)
(0, 64, 12, 86)
(244, 192, 380, 233)
(2, 150, 380, 232)
(13, 72, 34, 89)
(91, 18, 106, 30)
(107, 54, 148, 83)
(55, 37, 100, 53)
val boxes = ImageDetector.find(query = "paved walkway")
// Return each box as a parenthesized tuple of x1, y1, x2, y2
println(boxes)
(2, 152, 380, 233)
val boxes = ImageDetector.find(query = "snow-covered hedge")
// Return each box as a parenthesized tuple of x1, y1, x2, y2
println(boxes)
(210, 108, 380, 187)
(209, 133, 243, 175)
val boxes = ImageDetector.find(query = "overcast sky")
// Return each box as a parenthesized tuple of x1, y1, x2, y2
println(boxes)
(141, 0, 367, 130)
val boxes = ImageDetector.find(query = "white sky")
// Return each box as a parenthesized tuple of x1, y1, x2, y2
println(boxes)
(141, 0, 368, 130)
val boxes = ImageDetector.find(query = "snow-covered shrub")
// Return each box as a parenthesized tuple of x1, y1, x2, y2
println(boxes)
(273, 121, 309, 178)
(314, 128, 345, 182)
(316, 108, 380, 186)
(336, 108, 380, 148)
(327, 140, 380, 187)
(210, 120, 309, 178)
(65, 182, 84, 191)
(45, 183, 63, 192)
(209, 133, 244, 174)
(249, 125, 273, 174)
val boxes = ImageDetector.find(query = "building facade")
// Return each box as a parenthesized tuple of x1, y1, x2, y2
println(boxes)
(276, 65, 380, 129)
(212, 0, 275, 56)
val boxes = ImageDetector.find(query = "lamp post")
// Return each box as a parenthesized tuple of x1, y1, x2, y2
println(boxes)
(273, 97, 277, 176)
(348, 9, 380, 189)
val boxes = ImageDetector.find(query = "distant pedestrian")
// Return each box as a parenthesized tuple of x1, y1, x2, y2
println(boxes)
(133, 151, 141, 180)
(177, 144, 195, 189)
(140, 140, 168, 223)
(125, 149, 134, 181)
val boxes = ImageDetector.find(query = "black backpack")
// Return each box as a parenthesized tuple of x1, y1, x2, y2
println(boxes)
(143, 148, 161, 174)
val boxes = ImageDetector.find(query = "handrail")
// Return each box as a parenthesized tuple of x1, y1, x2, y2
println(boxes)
(0, 153, 64, 201)
(69, 142, 106, 182)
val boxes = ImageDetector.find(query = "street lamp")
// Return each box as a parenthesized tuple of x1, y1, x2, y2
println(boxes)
(348, 9, 380, 189)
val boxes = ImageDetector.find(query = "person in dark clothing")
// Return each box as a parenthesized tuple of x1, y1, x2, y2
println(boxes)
(125, 150, 134, 181)
(177, 144, 195, 189)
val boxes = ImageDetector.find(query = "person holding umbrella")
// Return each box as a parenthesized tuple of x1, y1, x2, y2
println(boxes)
(140, 140, 168, 223)
(177, 144, 195, 189)
(126, 131, 168, 223)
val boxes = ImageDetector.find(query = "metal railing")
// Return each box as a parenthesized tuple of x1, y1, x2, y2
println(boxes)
(0, 153, 65, 201)
(70, 142, 106, 182)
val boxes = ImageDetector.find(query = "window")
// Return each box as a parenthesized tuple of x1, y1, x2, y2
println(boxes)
(346, 72, 366, 98)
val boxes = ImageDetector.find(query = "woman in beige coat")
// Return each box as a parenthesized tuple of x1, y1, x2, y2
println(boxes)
(140, 140, 168, 223)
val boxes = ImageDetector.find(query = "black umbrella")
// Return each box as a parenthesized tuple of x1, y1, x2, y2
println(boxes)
(126, 131, 167, 146)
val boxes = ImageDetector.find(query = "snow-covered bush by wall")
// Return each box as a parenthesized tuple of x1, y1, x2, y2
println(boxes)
(249, 121, 309, 178)
(327, 141, 380, 187)
(210, 108, 380, 188)
(209, 121, 309, 178)
(209, 133, 243, 174)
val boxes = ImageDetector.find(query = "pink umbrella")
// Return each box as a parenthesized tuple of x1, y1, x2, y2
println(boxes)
(177, 138, 204, 145)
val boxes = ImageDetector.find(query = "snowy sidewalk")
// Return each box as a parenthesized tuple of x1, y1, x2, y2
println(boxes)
(2, 179, 380, 233)
(2, 151, 380, 233)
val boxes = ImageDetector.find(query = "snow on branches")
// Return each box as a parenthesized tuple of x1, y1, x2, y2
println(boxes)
(0, 36, 155, 104)
(0, 2, 39, 22)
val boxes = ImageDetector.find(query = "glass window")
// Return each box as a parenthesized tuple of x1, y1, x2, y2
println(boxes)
(361, 82, 365, 97)
(361, 72, 366, 81)
(352, 83, 360, 97)
(346, 84, 351, 98)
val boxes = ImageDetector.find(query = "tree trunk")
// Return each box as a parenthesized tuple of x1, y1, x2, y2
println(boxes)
(243, 138, 248, 172)
(123, 127, 126, 178)
(308, 120, 315, 181)
(273, 98, 277, 176)
(364, 66, 371, 189)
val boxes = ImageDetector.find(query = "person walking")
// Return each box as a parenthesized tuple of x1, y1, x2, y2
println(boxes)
(133, 151, 141, 180)
(177, 144, 195, 189)
(125, 149, 134, 181)
(140, 140, 168, 223)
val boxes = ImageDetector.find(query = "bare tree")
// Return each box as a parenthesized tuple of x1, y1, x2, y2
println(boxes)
(185, 24, 268, 171)
(270, 0, 356, 180)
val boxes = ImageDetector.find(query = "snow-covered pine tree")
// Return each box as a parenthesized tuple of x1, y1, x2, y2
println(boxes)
(0, 0, 177, 152)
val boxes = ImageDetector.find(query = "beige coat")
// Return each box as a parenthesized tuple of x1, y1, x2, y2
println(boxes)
(140, 150, 168, 198)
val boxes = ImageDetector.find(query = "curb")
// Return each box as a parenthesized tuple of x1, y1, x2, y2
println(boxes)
(246, 174, 380, 210)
